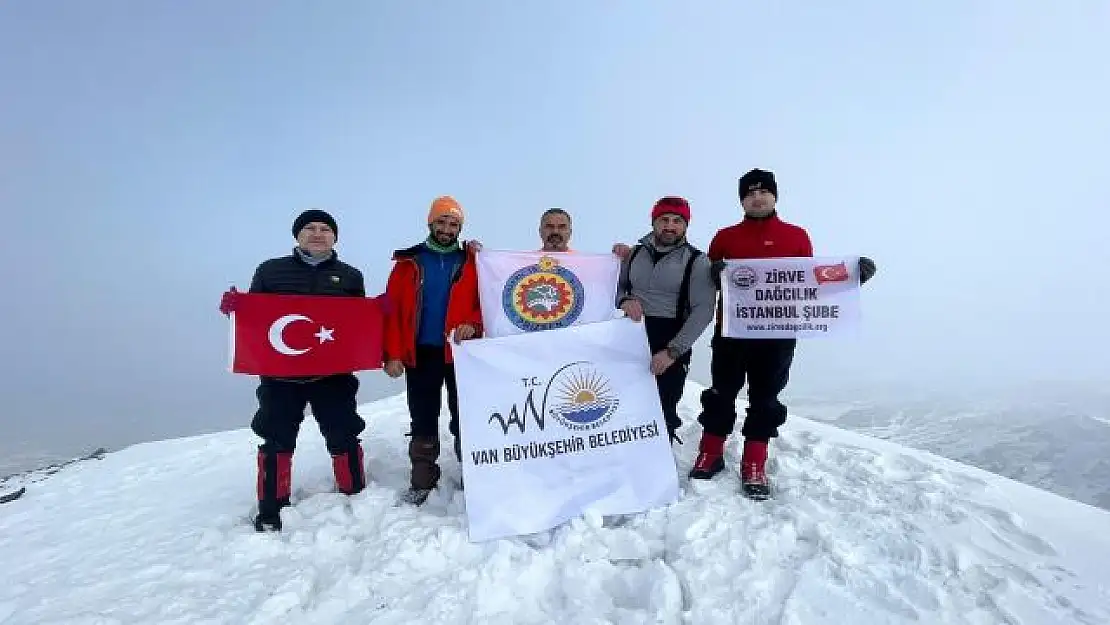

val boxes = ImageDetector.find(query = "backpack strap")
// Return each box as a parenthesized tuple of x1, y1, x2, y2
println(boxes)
(675, 245, 703, 322)
(617, 244, 644, 305)
(627, 244, 643, 268)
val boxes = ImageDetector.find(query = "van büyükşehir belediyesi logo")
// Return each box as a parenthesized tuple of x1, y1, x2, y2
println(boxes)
(488, 361, 620, 435)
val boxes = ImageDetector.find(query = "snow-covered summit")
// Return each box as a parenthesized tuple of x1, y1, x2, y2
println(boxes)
(1, 383, 1108, 624)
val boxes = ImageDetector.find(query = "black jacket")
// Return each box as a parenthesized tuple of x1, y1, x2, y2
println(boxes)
(249, 249, 365, 297)
(247, 250, 366, 384)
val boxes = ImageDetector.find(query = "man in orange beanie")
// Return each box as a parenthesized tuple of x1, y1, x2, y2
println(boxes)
(382, 195, 483, 505)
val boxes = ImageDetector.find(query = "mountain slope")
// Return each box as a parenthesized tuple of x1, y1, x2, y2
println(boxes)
(1, 385, 1107, 624)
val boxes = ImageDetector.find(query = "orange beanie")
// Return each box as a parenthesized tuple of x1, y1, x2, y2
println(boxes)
(428, 195, 464, 224)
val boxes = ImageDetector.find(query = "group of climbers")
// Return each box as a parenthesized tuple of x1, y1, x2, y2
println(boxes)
(219, 168, 878, 530)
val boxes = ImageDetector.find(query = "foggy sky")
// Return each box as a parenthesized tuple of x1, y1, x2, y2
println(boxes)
(2, 1, 1108, 473)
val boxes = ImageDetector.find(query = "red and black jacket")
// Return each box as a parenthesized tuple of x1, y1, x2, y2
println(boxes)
(382, 243, 483, 366)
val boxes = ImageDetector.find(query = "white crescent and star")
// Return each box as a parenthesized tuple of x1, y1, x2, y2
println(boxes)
(267, 314, 335, 356)
(816, 266, 847, 281)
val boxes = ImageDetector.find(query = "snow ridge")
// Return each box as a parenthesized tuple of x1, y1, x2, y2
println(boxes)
(0, 387, 1107, 624)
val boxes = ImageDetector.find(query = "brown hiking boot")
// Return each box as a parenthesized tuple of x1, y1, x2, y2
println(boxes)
(409, 436, 441, 491)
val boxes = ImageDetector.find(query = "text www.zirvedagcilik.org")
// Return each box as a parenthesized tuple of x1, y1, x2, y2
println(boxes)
(743, 321, 829, 333)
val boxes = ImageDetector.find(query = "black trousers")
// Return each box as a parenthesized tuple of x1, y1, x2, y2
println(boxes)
(251, 374, 365, 455)
(405, 344, 460, 443)
(697, 335, 796, 441)
(644, 316, 692, 437)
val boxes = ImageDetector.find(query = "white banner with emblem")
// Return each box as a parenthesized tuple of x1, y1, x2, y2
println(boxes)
(475, 250, 621, 338)
(452, 317, 680, 542)
(720, 257, 863, 338)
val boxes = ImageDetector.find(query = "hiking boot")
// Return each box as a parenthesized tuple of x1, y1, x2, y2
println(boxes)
(740, 439, 770, 500)
(255, 448, 292, 531)
(254, 498, 289, 532)
(404, 436, 440, 505)
(688, 433, 726, 479)
(331, 442, 366, 495)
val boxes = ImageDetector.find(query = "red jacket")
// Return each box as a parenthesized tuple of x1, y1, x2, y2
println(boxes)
(708, 214, 813, 335)
(383, 243, 483, 366)
(707, 214, 813, 261)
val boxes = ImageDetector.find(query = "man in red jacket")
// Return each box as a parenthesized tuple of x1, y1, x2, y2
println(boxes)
(690, 168, 876, 500)
(382, 196, 483, 505)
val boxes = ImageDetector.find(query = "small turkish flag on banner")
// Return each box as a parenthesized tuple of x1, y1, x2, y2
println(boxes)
(229, 293, 384, 376)
(813, 261, 850, 284)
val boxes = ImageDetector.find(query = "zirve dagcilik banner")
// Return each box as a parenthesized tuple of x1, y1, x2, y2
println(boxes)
(229, 293, 384, 376)
(720, 257, 862, 339)
(452, 318, 680, 542)
(475, 250, 620, 338)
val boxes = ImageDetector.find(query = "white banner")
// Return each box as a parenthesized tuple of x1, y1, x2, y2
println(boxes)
(452, 318, 680, 542)
(475, 250, 620, 338)
(720, 257, 862, 338)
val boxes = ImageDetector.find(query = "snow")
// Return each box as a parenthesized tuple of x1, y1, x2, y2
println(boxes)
(790, 389, 1110, 511)
(1, 384, 1109, 624)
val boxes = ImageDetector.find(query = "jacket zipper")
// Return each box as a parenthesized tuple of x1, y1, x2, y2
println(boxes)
(413, 258, 424, 346)
(409, 251, 463, 349)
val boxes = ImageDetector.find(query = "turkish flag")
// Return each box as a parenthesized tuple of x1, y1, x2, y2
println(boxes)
(813, 261, 850, 284)
(229, 293, 384, 376)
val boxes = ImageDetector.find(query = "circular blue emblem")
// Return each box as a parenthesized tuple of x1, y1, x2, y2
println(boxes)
(501, 255, 586, 332)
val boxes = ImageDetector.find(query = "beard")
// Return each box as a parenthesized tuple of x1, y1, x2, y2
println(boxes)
(432, 229, 458, 246)
(654, 231, 681, 246)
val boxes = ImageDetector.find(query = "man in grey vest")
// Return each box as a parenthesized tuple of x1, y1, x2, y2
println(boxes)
(615, 197, 716, 444)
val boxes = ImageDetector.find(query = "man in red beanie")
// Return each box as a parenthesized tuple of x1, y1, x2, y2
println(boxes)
(382, 196, 483, 505)
(613, 197, 716, 444)
(690, 169, 876, 500)
(219, 208, 370, 531)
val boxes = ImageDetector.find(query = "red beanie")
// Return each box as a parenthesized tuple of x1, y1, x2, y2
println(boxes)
(651, 196, 691, 222)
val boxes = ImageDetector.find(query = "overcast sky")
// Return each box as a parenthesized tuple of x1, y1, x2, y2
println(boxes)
(2, 0, 1107, 472)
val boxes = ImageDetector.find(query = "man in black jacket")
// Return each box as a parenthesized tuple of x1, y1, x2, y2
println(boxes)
(220, 209, 368, 532)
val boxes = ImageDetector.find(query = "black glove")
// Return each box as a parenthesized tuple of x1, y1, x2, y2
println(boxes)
(710, 260, 726, 288)
(859, 257, 877, 285)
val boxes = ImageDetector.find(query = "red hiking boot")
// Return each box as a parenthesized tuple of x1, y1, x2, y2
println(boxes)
(332, 443, 366, 495)
(688, 433, 726, 480)
(255, 449, 292, 531)
(740, 439, 770, 500)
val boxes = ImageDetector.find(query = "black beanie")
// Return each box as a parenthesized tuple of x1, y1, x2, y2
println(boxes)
(292, 209, 338, 240)
(738, 168, 777, 199)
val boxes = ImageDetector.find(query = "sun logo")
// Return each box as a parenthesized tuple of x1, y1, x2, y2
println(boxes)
(547, 362, 620, 430)
(502, 255, 586, 332)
